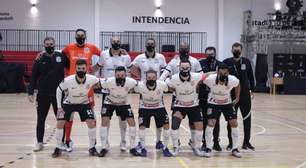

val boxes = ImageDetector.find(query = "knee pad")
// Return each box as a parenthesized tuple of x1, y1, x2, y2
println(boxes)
(171, 116, 181, 130)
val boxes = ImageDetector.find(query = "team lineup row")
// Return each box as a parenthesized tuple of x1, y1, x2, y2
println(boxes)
(27, 28, 255, 159)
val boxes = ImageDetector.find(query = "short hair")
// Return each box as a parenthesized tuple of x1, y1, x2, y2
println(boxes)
(115, 66, 126, 72)
(217, 63, 229, 70)
(75, 28, 86, 35)
(146, 38, 156, 44)
(232, 42, 243, 49)
(205, 46, 216, 54)
(44, 36, 55, 43)
(179, 59, 191, 66)
(146, 69, 157, 76)
(75, 59, 87, 66)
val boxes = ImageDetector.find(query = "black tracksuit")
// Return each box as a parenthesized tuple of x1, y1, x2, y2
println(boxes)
(28, 51, 69, 143)
(223, 57, 255, 145)
(199, 58, 222, 145)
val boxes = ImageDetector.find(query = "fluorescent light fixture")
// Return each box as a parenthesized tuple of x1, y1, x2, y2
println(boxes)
(155, 0, 162, 8)
(154, 9, 163, 17)
(31, 6, 38, 16)
(274, 1, 281, 10)
(30, 0, 38, 5)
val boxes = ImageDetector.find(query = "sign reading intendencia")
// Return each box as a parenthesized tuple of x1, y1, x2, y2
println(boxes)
(132, 16, 190, 24)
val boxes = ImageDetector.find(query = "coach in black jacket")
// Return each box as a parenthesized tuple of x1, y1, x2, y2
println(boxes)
(28, 37, 69, 152)
(223, 42, 255, 151)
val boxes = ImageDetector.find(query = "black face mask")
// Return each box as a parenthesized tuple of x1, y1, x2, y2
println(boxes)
(116, 78, 125, 86)
(233, 50, 241, 58)
(146, 80, 156, 87)
(76, 71, 86, 78)
(207, 54, 215, 62)
(45, 46, 55, 54)
(112, 43, 121, 50)
(180, 70, 190, 78)
(146, 46, 155, 52)
(179, 48, 189, 57)
(219, 75, 228, 83)
(76, 37, 86, 46)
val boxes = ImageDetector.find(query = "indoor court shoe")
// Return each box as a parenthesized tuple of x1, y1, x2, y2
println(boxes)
(52, 148, 62, 158)
(89, 147, 99, 156)
(140, 148, 147, 157)
(203, 148, 212, 158)
(98, 149, 108, 157)
(120, 140, 127, 152)
(155, 141, 164, 150)
(242, 142, 255, 151)
(193, 148, 205, 157)
(33, 142, 43, 152)
(162, 147, 173, 157)
(201, 143, 206, 151)
(65, 140, 73, 152)
(172, 147, 179, 156)
(232, 148, 242, 158)
(188, 139, 195, 150)
(226, 143, 232, 151)
(130, 148, 141, 156)
(213, 142, 222, 152)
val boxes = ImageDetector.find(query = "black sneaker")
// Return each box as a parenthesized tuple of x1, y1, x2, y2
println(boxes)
(52, 148, 62, 158)
(203, 148, 212, 158)
(226, 143, 232, 151)
(232, 148, 242, 158)
(98, 149, 108, 157)
(89, 147, 99, 156)
(242, 142, 255, 151)
(130, 148, 141, 156)
(213, 142, 222, 152)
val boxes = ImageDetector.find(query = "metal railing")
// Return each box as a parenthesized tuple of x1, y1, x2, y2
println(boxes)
(0, 29, 75, 51)
(100, 31, 207, 53)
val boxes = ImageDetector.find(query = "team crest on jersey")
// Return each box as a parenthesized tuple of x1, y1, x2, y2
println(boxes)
(56, 57, 62, 62)
(84, 47, 90, 53)
(156, 90, 161, 95)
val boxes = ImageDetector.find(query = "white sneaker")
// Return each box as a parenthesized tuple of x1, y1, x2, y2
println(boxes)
(172, 147, 179, 156)
(65, 140, 73, 152)
(193, 148, 205, 157)
(203, 148, 212, 158)
(232, 148, 242, 158)
(33, 143, 43, 152)
(120, 140, 127, 151)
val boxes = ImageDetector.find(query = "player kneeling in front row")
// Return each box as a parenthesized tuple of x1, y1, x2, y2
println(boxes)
(52, 59, 100, 158)
(99, 66, 139, 157)
(203, 63, 242, 158)
(134, 70, 172, 157)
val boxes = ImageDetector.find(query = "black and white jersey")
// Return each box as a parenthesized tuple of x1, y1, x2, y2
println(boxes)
(134, 80, 168, 109)
(165, 55, 202, 75)
(100, 77, 137, 105)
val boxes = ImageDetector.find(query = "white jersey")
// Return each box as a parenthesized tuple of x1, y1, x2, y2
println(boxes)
(166, 73, 204, 107)
(131, 52, 167, 81)
(58, 74, 99, 106)
(97, 49, 131, 78)
(203, 74, 239, 105)
(165, 55, 202, 75)
(134, 80, 168, 109)
(100, 77, 137, 105)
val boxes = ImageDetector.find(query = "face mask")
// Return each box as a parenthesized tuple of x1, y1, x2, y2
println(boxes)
(146, 46, 155, 52)
(76, 71, 86, 78)
(207, 54, 215, 62)
(112, 43, 121, 50)
(146, 80, 156, 87)
(219, 75, 228, 83)
(45, 46, 55, 54)
(76, 37, 85, 45)
(179, 48, 189, 57)
(180, 70, 190, 78)
(233, 50, 241, 58)
(116, 78, 125, 86)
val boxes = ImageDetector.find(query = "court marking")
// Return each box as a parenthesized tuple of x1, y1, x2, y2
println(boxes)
(296, 161, 306, 168)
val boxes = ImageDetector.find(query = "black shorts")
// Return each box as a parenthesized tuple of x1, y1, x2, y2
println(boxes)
(58, 104, 95, 122)
(101, 104, 134, 120)
(206, 103, 237, 121)
(138, 108, 169, 128)
(173, 106, 203, 123)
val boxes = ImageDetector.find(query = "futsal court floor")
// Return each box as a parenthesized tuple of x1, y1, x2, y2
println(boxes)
(0, 93, 306, 168)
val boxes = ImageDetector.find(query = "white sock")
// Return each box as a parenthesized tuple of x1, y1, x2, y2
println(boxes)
(88, 128, 96, 149)
(231, 127, 239, 150)
(190, 129, 196, 143)
(171, 129, 179, 148)
(55, 128, 64, 148)
(205, 126, 214, 149)
(163, 129, 170, 149)
(119, 119, 127, 142)
(129, 127, 136, 148)
(139, 129, 146, 148)
(156, 127, 162, 142)
(194, 130, 203, 149)
(100, 127, 108, 149)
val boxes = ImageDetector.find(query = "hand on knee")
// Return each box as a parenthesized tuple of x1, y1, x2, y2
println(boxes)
(127, 118, 136, 127)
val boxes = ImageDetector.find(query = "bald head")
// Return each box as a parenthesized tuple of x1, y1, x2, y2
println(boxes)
(179, 42, 190, 57)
